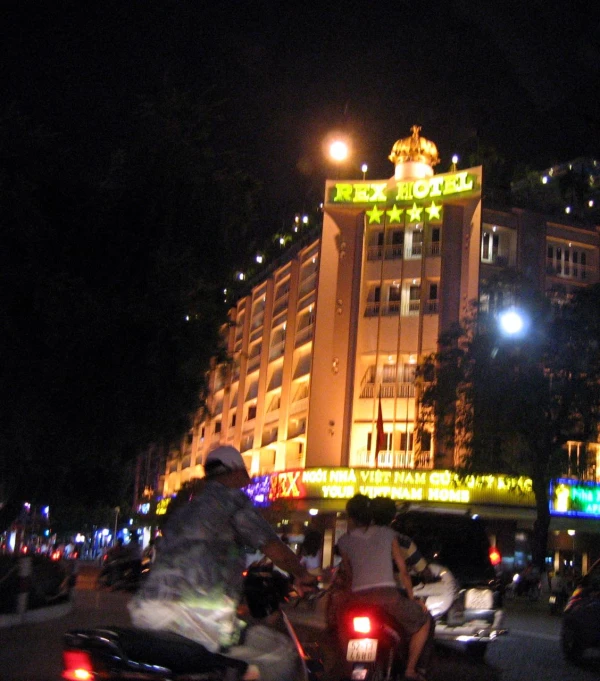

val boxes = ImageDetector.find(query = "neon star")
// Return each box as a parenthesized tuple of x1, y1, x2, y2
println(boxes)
(366, 205, 385, 224)
(386, 204, 404, 223)
(407, 202, 423, 222)
(425, 201, 442, 220)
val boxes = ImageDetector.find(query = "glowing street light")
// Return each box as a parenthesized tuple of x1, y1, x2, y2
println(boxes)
(329, 139, 349, 162)
(498, 308, 526, 337)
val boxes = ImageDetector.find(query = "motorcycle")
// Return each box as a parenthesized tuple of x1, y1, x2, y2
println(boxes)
(334, 564, 451, 681)
(96, 556, 143, 592)
(62, 562, 323, 681)
(506, 570, 541, 601)
(549, 588, 569, 615)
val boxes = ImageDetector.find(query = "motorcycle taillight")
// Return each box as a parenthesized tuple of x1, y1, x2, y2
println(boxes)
(353, 616, 372, 634)
(62, 650, 94, 680)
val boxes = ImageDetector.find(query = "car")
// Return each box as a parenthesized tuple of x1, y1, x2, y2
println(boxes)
(562, 558, 600, 663)
(392, 507, 506, 658)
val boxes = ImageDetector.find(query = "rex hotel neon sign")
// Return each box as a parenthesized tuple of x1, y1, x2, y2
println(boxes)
(330, 171, 476, 205)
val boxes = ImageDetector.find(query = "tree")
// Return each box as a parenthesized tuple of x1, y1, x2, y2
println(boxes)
(418, 274, 600, 571)
(0, 90, 261, 520)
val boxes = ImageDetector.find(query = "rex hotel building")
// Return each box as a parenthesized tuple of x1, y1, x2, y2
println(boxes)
(157, 129, 600, 571)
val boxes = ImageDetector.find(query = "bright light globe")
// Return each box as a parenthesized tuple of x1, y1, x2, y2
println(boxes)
(499, 310, 524, 335)
(330, 140, 349, 162)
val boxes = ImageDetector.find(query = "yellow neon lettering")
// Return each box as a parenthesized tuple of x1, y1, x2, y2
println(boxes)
(395, 182, 413, 201)
(428, 177, 444, 197)
(413, 179, 429, 199)
(353, 184, 372, 202)
(454, 171, 473, 193)
(369, 184, 387, 201)
(329, 469, 357, 483)
(322, 485, 355, 498)
(429, 470, 452, 487)
(428, 488, 470, 503)
(334, 184, 353, 202)
(302, 469, 328, 483)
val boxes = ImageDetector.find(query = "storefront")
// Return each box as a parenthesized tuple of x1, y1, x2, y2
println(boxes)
(245, 467, 600, 575)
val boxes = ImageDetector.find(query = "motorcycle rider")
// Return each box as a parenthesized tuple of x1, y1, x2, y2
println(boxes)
(129, 445, 317, 681)
(371, 496, 436, 674)
(371, 496, 434, 582)
(336, 494, 431, 681)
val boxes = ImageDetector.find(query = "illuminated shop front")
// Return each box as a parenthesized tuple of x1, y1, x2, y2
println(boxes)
(548, 479, 600, 573)
(243, 468, 600, 573)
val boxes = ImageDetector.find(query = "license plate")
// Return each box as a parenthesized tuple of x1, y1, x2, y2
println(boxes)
(549, 595, 557, 604)
(465, 588, 493, 610)
(347, 638, 378, 662)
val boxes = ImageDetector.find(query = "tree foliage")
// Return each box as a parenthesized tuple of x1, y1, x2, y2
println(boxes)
(418, 274, 600, 569)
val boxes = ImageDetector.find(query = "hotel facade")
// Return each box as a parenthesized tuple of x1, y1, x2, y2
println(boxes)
(155, 129, 600, 570)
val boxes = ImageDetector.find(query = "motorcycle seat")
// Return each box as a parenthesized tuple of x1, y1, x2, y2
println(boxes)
(65, 627, 248, 675)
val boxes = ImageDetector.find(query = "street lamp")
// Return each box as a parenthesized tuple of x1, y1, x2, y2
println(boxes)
(113, 506, 120, 545)
(324, 134, 352, 178)
(499, 309, 525, 336)
(329, 139, 349, 163)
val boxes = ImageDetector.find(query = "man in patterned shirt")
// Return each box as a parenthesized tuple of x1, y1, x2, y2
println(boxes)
(129, 445, 316, 681)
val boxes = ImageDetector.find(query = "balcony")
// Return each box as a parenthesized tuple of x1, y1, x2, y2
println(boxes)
(425, 299, 439, 314)
(287, 419, 306, 439)
(298, 271, 317, 297)
(269, 340, 285, 361)
(247, 354, 261, 372)
(353, 449, 415, 468)
(290, 397, 308, 415)
(364, 301, 419, 317)
(360, 382, 415, 398)
(295, 324, 314, 347)
(546, 259, 593, 281)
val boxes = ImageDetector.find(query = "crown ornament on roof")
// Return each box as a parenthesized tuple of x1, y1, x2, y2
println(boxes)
(389, 125, 440, 169)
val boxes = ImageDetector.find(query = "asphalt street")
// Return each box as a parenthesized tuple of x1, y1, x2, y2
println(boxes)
(1, 565, 600, 681)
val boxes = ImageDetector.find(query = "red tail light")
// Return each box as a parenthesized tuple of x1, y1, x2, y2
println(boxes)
(353, 616, 372, 634)
(62, 651, 94, 680)
(489, 547, 502, 566)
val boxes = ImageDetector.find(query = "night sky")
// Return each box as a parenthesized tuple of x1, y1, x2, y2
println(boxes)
(3, 1, 600, 231)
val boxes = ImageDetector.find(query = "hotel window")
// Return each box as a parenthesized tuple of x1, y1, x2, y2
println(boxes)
(293, 381, 310, 401)
(408, 284, 421, 314)
(246, 405, 257, 421)
(365, 286, 381, 317)
(408, 228, 423, 257)
(214, 420, 222, 434)
(481, 230, 499, 263)
(230, 413, 236, 428)
(547, 243, 589, 280)
(427, 282, 439, 314)
(368, 230, 384, 260)
(430, 227, 441, 255)
(386, 283, 401, 315)
(387, 229, 404, 259)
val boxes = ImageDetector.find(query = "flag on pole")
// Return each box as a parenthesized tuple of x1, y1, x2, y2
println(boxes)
(376, 393, 386, 453)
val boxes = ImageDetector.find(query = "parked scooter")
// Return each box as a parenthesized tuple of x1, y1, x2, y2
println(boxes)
(63, 562, 323, 681)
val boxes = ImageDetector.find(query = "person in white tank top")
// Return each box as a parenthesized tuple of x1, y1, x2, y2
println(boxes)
(336, 495, 431, 681)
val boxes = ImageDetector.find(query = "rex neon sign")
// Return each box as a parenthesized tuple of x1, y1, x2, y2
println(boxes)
(329, 171, 476, 205)
(243, 467, 534, 508)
